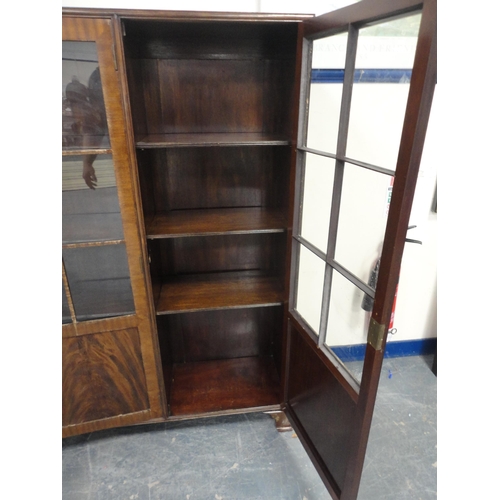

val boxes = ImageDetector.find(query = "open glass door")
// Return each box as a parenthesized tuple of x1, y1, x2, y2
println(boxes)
(284, 0, 436, 498)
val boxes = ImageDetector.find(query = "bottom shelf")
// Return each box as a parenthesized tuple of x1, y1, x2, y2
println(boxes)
(168, 356, 280, 417)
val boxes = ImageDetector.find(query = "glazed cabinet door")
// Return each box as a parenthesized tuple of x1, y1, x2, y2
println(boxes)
(62, 16, 165, 437)
(284, 0, 436, 498)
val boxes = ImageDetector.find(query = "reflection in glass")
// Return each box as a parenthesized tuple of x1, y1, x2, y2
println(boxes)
(346, 13, 421, 168)
(62, 282, 72, 324)
(62, 41, 109, 150)
(63, 244, 135, 322)
(62, 154, 125, 244)
(305, 33, 347, 153)
(300, 154, 335, 253)
(325, 270, 369, 383)
(335, 164, 393, 285)
(296, 244, 325, 335)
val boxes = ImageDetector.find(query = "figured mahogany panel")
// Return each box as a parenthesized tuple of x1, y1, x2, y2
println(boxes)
(62, 328, 149, 426)
(169, 356, 280, 416)
(287, 325, 356, 493)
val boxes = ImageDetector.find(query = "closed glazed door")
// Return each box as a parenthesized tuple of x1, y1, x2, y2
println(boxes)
(62, 16, 165, 437)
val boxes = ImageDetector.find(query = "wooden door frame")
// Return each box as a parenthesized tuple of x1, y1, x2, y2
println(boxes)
(62, 15, 166, 437)
(283, 0, 437, 497)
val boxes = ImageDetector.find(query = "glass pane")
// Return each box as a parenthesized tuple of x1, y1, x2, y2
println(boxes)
(335, 164, 393, 285)
(300, 153, 335, 253)
(63, 244, 135, 321)
(305, 33, 347, 153)
(62, 41, 110, 150)
(346, 13, 421, 168)
(62, 154, 125, 244)
(295, 244, 325, 335)
(62, 282, 72, 324)
(325, 270, 369, 383)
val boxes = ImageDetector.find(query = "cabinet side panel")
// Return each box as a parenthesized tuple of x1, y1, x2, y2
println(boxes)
(124, 58, 149, 138)
(263, 57, 297, 136)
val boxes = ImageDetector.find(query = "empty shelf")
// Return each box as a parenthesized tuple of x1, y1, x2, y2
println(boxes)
(136, 132, 290, 148)
(169, 356, 280, 416)
(156, 272, 284, 314)
(146, 207, 287, 238)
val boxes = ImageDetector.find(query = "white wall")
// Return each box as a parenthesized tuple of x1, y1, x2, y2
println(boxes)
(62, 0, 438, 344)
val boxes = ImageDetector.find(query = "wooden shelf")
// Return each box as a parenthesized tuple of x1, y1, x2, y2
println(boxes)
(136, 132, 290, 148)
(146, 207, 287, 239)
(156, 271, 283, 314)
(169, 356, 280, 416)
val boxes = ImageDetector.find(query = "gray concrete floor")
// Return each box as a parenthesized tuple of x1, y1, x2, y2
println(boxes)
(62, 355, 437, 499)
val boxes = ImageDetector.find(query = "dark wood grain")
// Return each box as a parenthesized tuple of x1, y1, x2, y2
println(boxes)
(304, 0, 422, 38)
(146, 207, 286, 238)
(160, 59, 264, 134)
(64, 9, 298, 436)
(156, 271, 284, 314)
(122, 19, 300, 60)
(341, 2, 437, 498)
(137, 147, 289, 212)
(62, 328, 149, 426)
(136, 133, 290, 147)
(157, 306, 283, 363)
(123, 20, 298, 137)
(169, 356, 280, 416)
(64, 8, 310, 22)
(63, 15, 167, 436)
(286, 324, 356, 496)
(153, 233, 286, 277)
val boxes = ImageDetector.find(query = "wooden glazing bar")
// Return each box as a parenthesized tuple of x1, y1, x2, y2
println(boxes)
(62, 148, 113, 156)
(297, 147, 395, 177)
(73, 313, 138, 337)
(326, 24, 358, 263)
(327, 259, 375, 299)
(62, 261, 77, 326)
(318, 264, 333, 346)
(293, 235, 327, 262)
(62, 239, 126, 249)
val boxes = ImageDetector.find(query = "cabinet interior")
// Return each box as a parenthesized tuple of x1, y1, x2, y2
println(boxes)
(123, 18, 298, 417)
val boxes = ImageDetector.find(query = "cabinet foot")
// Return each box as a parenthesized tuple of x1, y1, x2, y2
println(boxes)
(266, 411, 292, 432)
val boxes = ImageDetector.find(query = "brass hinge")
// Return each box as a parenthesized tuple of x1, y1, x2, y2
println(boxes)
(367, 317, 386, 351)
